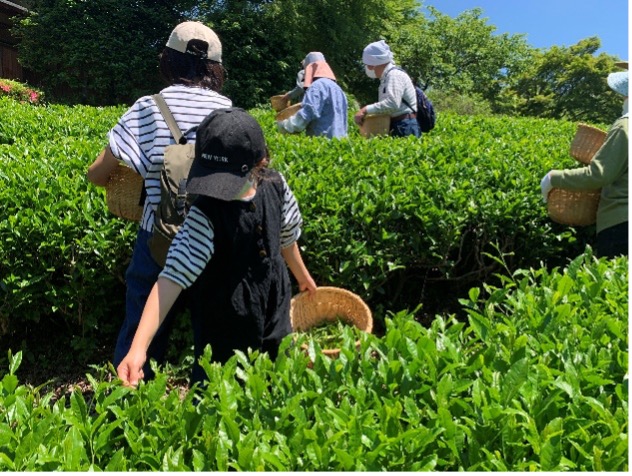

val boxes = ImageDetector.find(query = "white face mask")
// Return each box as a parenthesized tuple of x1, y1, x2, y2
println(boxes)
(364, 65, 377, 79)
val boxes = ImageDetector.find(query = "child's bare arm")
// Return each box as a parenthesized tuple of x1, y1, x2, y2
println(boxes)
(281, 242, 317, 295)
(117, 277, 183, 386)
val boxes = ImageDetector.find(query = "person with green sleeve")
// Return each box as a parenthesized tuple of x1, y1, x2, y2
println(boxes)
(540, 70, 628, 259)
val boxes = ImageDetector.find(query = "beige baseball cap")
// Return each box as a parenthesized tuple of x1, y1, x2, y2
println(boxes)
(166, 21, 222, 63)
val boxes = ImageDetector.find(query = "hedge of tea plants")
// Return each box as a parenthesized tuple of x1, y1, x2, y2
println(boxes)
(0, 252, 627, 471)
(0, 96, 598, 342)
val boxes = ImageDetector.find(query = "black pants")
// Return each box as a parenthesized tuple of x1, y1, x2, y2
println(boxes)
(596, 222, 628, 259)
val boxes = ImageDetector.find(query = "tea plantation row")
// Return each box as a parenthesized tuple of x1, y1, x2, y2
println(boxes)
(0, 252, 627, 470)
(0, 97, 626, 470)
(0, 97, 594, 342)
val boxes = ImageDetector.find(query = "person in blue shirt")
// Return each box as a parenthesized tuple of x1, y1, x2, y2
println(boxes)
(277, 52, 348, 138)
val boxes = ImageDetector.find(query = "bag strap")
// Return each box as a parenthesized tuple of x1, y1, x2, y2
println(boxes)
(152, 94, 187, 145)
(384, 66, 416, 113)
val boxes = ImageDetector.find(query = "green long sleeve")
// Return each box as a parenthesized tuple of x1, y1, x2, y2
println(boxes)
(550, 117, 628, 232)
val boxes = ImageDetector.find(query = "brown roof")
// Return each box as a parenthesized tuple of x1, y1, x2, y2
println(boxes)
(0, 1, 28, 13)
(1, 1, 27, 48)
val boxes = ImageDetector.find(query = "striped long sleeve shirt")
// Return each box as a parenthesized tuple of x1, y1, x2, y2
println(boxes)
(159, 173, 303, 289)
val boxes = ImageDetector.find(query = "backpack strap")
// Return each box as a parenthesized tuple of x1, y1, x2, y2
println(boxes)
(384, 66, 416, 113)
(152, 94, 187, 145)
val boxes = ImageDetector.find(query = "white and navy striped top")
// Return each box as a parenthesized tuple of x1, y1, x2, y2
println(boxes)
(159, 173, 303, 289)
(108, 84, 232, 231)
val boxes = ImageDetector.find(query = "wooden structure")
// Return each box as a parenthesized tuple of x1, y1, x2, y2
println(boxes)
(0, 0, 28, 80)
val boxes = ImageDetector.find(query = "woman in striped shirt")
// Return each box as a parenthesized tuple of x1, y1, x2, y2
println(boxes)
(87, 22, 232, 379)
(117, 108, 317, 387)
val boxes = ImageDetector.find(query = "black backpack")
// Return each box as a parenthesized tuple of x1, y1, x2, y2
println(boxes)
(388, 67, 436, 133)
(409, 86, 436, 133)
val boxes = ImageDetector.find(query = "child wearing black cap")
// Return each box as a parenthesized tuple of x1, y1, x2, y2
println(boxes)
(117, 108, 317, 387)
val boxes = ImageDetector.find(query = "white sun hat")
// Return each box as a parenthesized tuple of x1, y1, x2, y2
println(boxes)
(607, 71, 628, 97)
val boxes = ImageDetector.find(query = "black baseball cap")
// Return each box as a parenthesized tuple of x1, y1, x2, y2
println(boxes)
(187, 108, 267, 200)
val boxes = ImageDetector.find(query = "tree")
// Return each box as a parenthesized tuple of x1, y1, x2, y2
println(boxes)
(505, 38, 623, 124)
(14, 0, 198, 105)
(390, 7, 532, 109)
(192, 0, 423, 109)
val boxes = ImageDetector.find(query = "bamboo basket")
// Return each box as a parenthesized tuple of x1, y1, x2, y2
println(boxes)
(270, 95, 291, 112)
(276, 103, 302, 122)
(570, 124, 607, 165)
(359, 114, 390, 138)
(105, 164, 144, 221)
(290, 286, 373, 358)
(547, 188, 600, 226)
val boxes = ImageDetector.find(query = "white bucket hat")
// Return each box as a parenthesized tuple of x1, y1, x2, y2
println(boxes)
(607, 71, 628, 97)
(362, 40, 394, 66)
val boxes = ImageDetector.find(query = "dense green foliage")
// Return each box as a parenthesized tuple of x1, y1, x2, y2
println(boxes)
(14, 0, 198, 105)
(507, 37, 623, 122)
(1, 252, 627, 470)
(0, 97, 127, 341)
(195, 0, 422, 109)
(11, 1, 624, 122)
(0, 96, 599, 345)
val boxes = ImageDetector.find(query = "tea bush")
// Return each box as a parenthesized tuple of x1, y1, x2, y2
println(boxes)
(260, 108, 594, 310)
(0, 97, 598, 344)
(0, 97, 626, 469)
(0, 252, 627, 470)
(0, 98, 128, 342)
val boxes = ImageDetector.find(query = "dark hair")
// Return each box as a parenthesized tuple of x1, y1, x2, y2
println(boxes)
(159, 44, 226, 92)
(251, 150, 273, 185)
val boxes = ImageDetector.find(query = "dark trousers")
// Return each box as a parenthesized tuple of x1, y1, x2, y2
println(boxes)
(596, 222, 628, 259)
(390, 117, 421, 138)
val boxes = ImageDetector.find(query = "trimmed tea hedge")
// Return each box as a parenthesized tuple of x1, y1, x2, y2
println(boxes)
(0, 97, 600, 341)
(0, 251, 627, 471)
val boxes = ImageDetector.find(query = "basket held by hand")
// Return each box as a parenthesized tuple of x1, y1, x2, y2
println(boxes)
(270, 95, 291, 112)
(276, 103, 302, 122)
(547, 188, 600, 226)
(105, 164, 143, 221)
(290, 286, 372, 357)
(359, 114, 390, 138)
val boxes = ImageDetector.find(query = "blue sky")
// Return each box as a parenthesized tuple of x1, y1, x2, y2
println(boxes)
(422, 1, 629, 60)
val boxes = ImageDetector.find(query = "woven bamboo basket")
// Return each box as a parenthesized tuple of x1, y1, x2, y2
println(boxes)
(276, 103, 302, 122)
(359, 114, 390, 138)
(570, 124, 607, 165)
(270, 95, 291, 112)
(547, 188, 600, 226)
(290, 286, 373, 358)
(105, 165, 144, 221)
